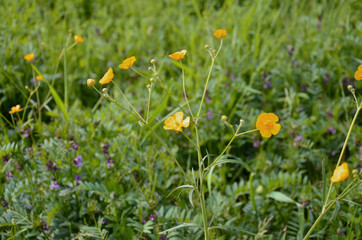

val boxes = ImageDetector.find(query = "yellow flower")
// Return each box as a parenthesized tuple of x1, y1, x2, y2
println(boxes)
(163, 112, 190, 132)
(74, 35, 84, 43)
(168, 50, 187, 61)
(354, 64, 362, 81)
(24, 53, 34, 62)
(36, 75, 43, 81)
(119, 56, 136, 69)
(331, 162, 349, 183)
(213, 29, 227, 39)
(9, 105, 23, 114)
(256, 112, 281, 138)
(87, 78, 95, 87)
(99, 68, 114, 85)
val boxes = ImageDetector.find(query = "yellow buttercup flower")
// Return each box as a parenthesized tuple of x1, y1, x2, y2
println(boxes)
(74, 35, 84, 43)
(354, 64, 362, 81)
(256, 113, 281, 138)
(168, 50, 187, 61)
(99, 68, 114, 85)
(87, 78, 95, 87)
(119, 56, 136, 69)
(9, 105, 23, 114)
(163, 112, 190, 132)
(331, 162, 349, 183)
(24, 53, 34, 62)
(36, 75, 43, 81)
(213, 29, 227, 39)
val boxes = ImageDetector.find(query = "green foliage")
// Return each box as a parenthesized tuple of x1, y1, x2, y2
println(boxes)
(0, 0, 361, 239)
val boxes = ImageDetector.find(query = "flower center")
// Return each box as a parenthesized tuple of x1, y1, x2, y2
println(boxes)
(264, 120, 274, 130)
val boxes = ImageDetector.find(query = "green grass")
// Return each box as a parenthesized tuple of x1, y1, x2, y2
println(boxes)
(0, 0, 361, 239)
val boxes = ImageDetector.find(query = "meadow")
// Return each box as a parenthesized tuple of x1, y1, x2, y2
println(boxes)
(0, 0, 361, 239)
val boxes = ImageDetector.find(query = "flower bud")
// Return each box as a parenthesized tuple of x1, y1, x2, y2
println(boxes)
(151, 59, 156, 64)
(352, 169, 359, 178)
(87, 78, 95, 87)
(240, 119, 244, 125)
(102, 88, 108, 93)
(221, 115, 227, 121)
(148, 67, 153, 71)
(347, 85, 353, 90)
(149, 78, 155, 83)
(147, 84, 151, 89)
(204, 45, 209, 49)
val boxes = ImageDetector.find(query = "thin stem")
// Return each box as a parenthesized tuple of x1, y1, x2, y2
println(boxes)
(196, 40, 223, 124)
(131, 67, 148, 78)
(146, 85, 152, 123)
(112, 81, 145, 122)
(205, 128, 255, 172)
(155, 76, 192, 122)
(0, 112, 15, 127)
(194, 125, 209, 240)
(303, 201, 335, 240)
(323, 106, 361, 211)
(32, 68, 41, 123)
(180, 60, 194, 119)
(181, 131, 198, 151)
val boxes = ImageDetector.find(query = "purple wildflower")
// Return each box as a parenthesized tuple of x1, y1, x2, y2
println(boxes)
(75, 175, 81, 185)
(253, 139, 261, 148)
(102, 144, 110, 154)
(160, 234, 169, 240)
(21, 127, 31, 138)
(205, 90, 211, 103)
(327, 126, 336, 135)
(142, 219, 147, 224)
(293, 135, 303, 148)
(71, 143, 79, 151)
(50, 181, 60, 190)
(46, 161, 58, 172)
(206, 110, 213, 120)
(41, 221, 50, 231)
(106, 154, 114, 168)
(300, 84, 306, 92)
(2, 155, 9, 165)
(230, 74, 236, 81)
(1, 198, 8, 208)
(74, 155, 83, 168)
(288, 46, 294, 56)
(149, 214, 155, 221)
(102, 220, 107, 225)
(6, 171, 13, 181)
(28, 205, 33, 210)
(342, 77, 354, 88)
(323, 73, 330, 85)
(263, 80, 272, 89)
(224, 82, 230, 88)
(326, 110, 333, 119)
(328, 149, 336, 157)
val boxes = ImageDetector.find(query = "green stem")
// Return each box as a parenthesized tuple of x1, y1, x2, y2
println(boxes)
(303, 201, 335, 240)
(180, 60, 194, 119)
(196, 39, 223, 124)
(195, 126, 209, 240)
(146, 84, 152, 123)
(205, 128, 255, 172)
(131, 67, 148, 78)
(155, 76, 192, 122)
(112, 82, 145, 122)
(323, 106, 361, 211)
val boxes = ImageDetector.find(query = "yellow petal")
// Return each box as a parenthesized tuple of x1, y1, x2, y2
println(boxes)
(260, 129, 272, 138)
(271, 123, 281, 135)
(173, 112, 184, 123)
(182, 116, 190, 128)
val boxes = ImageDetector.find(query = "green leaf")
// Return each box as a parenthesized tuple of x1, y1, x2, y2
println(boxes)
(268, 191, 300, 206)
(166, 185, 194, 198)
(159, 223, 201, 234)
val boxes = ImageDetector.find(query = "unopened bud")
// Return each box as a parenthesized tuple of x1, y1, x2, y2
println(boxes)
(347, 85, 353, 90)
(239, 119, 244, 125)
(151, 59, 156, 64)
(154, 72, 158, 76)
(25, 86, 29, 90)
(204, 44, 209, 49)
(148, 67, 153, 71)
(147, 84, 151, 89)
(102, 88, 108, 93)
(87, 78, 95, 87)
(221, 115, 227, 121)
(149, 78, 155, 83)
